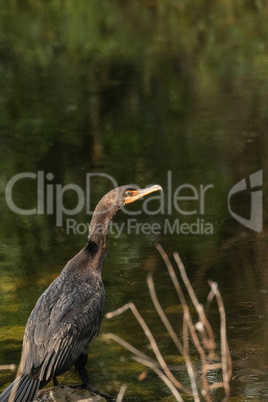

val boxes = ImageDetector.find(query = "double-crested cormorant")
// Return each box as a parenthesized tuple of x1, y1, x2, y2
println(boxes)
(0, 184, 162, 402)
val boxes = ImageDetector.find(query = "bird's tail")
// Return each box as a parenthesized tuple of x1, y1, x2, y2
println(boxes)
(0, 375, 40, 402)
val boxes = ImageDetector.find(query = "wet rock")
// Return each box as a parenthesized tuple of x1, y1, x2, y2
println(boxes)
(35, 386, 105, 402)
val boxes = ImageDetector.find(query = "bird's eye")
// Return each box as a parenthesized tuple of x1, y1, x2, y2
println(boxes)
(125, 191, 131, 197)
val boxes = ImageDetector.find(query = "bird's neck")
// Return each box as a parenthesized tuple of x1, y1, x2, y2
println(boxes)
(86, 203, 120, 270)
(88, 207, 117, 244)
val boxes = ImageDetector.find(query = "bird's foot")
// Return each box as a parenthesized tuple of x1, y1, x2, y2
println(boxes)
(70, 383, 85, 389)
(53, 377, 64, 388)
(53, 377, 68, 389)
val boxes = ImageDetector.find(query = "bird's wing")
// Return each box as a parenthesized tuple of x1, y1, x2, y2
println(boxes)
(21, 276, 105, 382)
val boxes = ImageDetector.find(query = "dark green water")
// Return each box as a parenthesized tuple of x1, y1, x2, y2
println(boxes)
(0, 2, 268, 401)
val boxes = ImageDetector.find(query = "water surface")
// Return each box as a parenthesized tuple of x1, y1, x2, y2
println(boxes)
(0, 2, 268, 401)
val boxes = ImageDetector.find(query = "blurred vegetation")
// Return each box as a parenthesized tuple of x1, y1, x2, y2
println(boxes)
(0, 0, 267, 256)
(2, 0, 268, 77)
(1, 0, 268, 147)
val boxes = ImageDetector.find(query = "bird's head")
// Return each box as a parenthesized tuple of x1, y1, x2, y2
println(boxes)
(120, 184, 163, 206)
(88, 184, 162, 242)
(94, 184, 163, 216)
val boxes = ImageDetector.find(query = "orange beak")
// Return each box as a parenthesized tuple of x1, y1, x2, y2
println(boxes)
(125, 184, 162, 204)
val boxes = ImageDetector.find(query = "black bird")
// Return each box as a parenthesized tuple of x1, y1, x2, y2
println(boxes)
(0, 184, 162, 402)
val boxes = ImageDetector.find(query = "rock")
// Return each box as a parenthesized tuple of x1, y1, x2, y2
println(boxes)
(35, 386, 106, 402)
